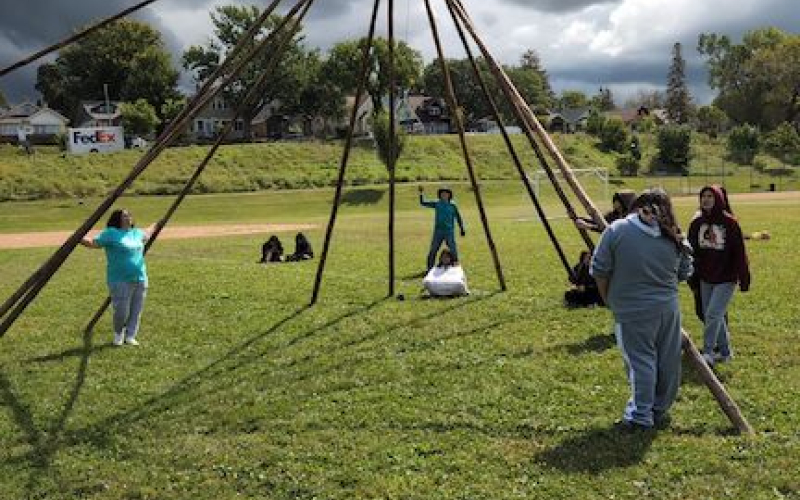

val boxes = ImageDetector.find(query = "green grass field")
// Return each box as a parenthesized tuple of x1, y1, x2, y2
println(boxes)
(0, 183, 798, 499)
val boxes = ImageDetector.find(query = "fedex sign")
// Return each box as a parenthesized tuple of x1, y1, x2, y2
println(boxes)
(67, 126, 125, 154)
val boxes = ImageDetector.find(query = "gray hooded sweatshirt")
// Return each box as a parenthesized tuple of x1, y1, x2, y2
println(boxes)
(590, 214, 693, 323)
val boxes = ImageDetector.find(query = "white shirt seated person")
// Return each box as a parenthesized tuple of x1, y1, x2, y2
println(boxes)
(423, 249, 469, 297)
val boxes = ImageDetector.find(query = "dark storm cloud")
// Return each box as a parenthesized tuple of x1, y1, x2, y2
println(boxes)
(499, 0, 618, 14)
(0, 0, 188, 101)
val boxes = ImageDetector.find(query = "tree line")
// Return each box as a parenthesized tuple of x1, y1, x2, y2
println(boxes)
(27, 4, 799, 153)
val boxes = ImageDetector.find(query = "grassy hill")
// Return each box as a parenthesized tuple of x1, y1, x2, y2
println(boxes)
(0, 133, 795, 201)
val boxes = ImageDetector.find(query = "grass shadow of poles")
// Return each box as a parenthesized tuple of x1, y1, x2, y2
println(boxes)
(0, 326, 101, 495)
(536, 425, 656, 473)
(61, 299, 388, 448)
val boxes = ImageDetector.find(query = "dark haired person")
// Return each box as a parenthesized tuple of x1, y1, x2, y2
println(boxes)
(81, 209, 149, 346)
(687, 185, 750, 366)
(564, 250, 602, 308)
(419, 185, 466, 270)
(574, 190, 637, 232)
(259, 235, 284, 263)
(422, 248, 469, 297)
(286, 232, 314, 261)
(591, 189, 693, 431)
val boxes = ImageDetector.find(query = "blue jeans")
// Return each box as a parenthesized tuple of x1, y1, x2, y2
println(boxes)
(700, 281, 736, 357)
(427, 230, 458, 270)
(109, 281, 147, 340)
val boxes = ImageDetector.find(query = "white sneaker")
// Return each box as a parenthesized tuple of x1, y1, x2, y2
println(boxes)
(715, 352, 733, 363)
(113, 332, 124, 346)
(702, 352, 715, 366)
(124, 338, 140, 346)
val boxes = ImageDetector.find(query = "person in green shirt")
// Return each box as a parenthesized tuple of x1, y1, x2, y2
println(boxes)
(419, 186, 466, 270)
(81, 209, 150, 346)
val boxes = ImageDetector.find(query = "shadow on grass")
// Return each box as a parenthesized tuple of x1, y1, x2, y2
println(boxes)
(537, 425, 656, 473)
(1, 326, 101, 495)
(339, 188, 385, 206)
(559, 332, 617, 356)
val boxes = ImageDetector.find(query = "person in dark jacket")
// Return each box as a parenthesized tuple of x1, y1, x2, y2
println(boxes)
(574, 190, 637, 232)
(564, 250, 603, 307)
(687, 185, 751, 366)
(259, 235, 284, 263)
(286, 232, 314, 261)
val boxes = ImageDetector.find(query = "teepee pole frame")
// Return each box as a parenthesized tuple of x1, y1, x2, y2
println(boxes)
(424, 0, 506, 291)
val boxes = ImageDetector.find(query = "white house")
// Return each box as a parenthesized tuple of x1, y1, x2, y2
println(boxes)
(0, 102, 70, 144)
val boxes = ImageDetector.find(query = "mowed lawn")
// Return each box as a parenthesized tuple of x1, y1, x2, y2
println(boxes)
(0, 183, 798, 499)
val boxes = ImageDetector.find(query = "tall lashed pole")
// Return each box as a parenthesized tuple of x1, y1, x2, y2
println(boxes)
(387, 0, 398, 297)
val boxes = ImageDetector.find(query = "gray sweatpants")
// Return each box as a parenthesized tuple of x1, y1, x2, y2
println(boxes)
(109, 281, 147, 340)
(700, 281, 736, 357)
(615, 307, 683, 427)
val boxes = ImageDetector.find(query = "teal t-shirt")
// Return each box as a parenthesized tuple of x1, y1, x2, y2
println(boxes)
(94, 227, 148, 284)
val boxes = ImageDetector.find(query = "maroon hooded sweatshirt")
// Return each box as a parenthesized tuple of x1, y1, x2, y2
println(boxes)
(688, 186, 751, 291)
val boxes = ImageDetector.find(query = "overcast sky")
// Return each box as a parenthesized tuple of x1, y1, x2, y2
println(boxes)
(1, 0, 798, 106)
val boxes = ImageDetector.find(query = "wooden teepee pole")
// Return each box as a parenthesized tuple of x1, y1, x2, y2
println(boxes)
(0, 0, 293, 337)
(445, 0, 574, 280)
(84, 0, 315, 332)
(424, 0, 506, 291)
(310, 0, 382, 305)
(445, 0, 596, 251)
(449, 0, 753, 436)
(387, 0, 398, 297)
(448, 0, 605, 230)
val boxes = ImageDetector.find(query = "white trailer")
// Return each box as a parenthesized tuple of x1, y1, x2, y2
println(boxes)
(67, 126, 125, 154)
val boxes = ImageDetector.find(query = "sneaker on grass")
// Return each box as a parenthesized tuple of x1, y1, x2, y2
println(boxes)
(113, 332, 124, 346)
(124, 338, 140, 346)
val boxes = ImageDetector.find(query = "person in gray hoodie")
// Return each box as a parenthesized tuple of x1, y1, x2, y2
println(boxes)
(591, 189, 693, 431)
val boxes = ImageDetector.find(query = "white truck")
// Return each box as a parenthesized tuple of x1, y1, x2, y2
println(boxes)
(67, 126, 125, 154)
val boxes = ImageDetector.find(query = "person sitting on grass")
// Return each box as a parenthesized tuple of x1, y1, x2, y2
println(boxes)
(259, 235, 284, 263)
(422, 248, 469, 297)
(286, 232, 314, 261)
(564, 250, 603, 308)
(419, 185, 466, 271)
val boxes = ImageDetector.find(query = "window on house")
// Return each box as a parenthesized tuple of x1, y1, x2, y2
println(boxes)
(234, 120, 244, 131)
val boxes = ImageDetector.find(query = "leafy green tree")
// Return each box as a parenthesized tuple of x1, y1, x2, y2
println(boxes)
(656, 125, 692, 173)
(585, 109, 606, 135)
(422, 54, 553, 125)
(182, 5, 311, 139)
(284, 50, 345, 137)
(617, 155, 641, 176)
(325, 37, 423, 114)
(727, 125, 760, 164)
(623, 89, 665, 109)
(370, 111, 405, 170)
(120, 99, 160, 137)
(698, 27, 800, 130)
(557, 90, 590, 109)
(592, 87, 616, 111)
(666, 42, 693, 124)
(161, 96, 189, 142)
(763, 122, 800, 165)
(35, 20, 178, 121)
(695, 105, 728, 137)
(598, 117, 628, 153)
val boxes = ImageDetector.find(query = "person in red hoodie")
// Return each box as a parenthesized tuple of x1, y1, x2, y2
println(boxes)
(687, 185, 751, 366)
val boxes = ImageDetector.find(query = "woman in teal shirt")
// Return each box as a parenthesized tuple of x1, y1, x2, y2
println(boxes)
(81, 209, 149, 346)
(419, 186, 466, 270)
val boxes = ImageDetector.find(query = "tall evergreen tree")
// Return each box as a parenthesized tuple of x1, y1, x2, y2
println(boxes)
(666, 42, 693, 124)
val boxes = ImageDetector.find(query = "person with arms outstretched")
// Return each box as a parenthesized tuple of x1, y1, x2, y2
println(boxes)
(419, 185, 465, 270)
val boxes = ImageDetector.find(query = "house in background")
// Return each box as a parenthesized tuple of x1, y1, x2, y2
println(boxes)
(76, 101, 122, 127)
(605, 106, 670, 130)
(190, 95, 245, 142)
(0, 102, 70, 144)
(548, 107, 591, 133)
(343, 92, 452, 136)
